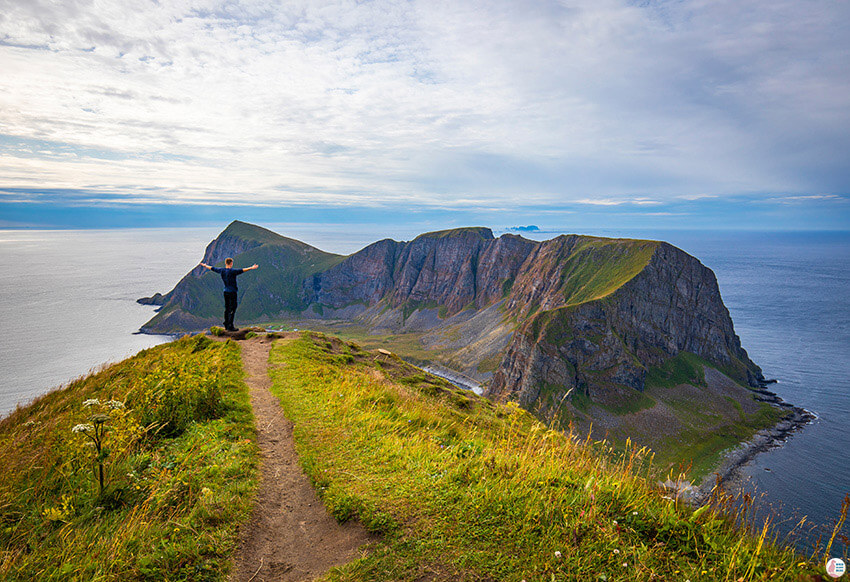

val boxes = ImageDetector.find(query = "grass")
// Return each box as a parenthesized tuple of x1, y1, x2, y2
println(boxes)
(651, 405, 784, 482)
(267, 332, 823, 581)
(301, 324, 444, 367)
(645, 351, 709, 390)
(413, 227, 493, 241)
(555, 238, 659, 307)
(0, 335, 258, 581)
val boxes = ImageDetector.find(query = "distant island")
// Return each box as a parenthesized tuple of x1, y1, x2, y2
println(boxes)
(507, 225, 541, 232)
(139, 220, 811, 482)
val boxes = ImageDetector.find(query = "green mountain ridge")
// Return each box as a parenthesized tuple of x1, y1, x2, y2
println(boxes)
(139, 221, 789, 478)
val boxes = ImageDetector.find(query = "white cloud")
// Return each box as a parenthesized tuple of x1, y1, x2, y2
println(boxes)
(0, 0, 848, 206)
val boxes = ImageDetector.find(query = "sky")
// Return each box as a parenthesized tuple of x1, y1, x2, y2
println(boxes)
(1, 0, 849, 231)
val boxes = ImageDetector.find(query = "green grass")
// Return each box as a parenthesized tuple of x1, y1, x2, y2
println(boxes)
(645, 351, 709, 390)
(476, 353, 503, 375)
(266, 333, 820, 581)
(413, 227, 493, 241)
(651, 403, 787, 480)
(555, 238, 659, 307)
(597, 390, 657, 416)
(0, 336, 258, 581)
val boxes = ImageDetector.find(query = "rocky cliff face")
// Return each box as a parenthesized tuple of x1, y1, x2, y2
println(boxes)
(307, 228, 537, 316)
(485, 241, 763, 417)
(142, 222, 764, 427)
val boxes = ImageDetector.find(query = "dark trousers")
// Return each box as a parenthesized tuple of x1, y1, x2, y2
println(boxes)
(223, 291, 238, 330)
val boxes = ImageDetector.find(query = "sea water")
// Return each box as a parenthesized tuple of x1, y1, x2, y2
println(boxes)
(0, 228, 212, 416)
(0, 226, 847, 554)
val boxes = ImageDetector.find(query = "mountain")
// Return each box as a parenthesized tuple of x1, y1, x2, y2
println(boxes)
(141, 222, 789, 473)
(141, 221, 344, 331)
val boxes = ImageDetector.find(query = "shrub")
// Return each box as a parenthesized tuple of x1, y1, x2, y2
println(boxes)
(126, 336, 224, 437)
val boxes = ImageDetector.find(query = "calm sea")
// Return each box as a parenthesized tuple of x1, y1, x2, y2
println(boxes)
(1, 226, 847, 554)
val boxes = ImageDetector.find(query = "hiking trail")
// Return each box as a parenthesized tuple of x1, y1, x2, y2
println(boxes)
(227, 334, 374, 582)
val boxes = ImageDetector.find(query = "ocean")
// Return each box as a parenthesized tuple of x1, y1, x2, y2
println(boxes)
(1, 226, 847, 554)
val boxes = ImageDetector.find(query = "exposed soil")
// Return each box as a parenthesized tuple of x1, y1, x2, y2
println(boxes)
(225, 333, 375, 582)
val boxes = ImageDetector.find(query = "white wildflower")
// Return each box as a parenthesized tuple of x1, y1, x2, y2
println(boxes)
(613, 549, 620, 554)
(623, 562, 628, 567)
(632, 511, 638, 515)
(612, 520, 618, 525)
(82, 399, 100, 407)
(554, 550, 562, 559)
(72, 423, 93, 433)
(105, 400, 125, 410)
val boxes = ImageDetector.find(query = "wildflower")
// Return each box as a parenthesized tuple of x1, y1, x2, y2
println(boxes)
(613, 549, 620, 554)
(612, 520, 618, 525)
(105, 400, 125, 410)
(555, 550, 562, 559)
(82, 399, 100, 407)
(72, 423, 93, 433)
(632, 511, 638, 515)
(623, 562, 627, 567)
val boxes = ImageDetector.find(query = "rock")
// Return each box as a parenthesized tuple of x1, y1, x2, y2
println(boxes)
(137, 292, 165, 305)
(140, 222, 764, 427)
(485, 241, 764, 415)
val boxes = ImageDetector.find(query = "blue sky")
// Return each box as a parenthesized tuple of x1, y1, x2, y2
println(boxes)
(1, 0, 848, 230)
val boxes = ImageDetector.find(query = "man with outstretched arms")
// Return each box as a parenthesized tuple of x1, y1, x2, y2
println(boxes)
(199, 258, 259, 331)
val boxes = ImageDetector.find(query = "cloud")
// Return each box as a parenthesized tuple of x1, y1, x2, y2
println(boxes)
(761, 193, 848, 204)
(0, 0, 848, 210)
(574, 197, 661, 206)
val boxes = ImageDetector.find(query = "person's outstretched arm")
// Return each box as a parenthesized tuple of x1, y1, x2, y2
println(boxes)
(244, 263, 259, 271)
(199, 262, 212, 270)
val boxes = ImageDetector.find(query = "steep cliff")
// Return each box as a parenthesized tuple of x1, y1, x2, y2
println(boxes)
(307, 227, 537, 317)
(486, 241, 763, 421)
(139, 221, 787, 476)
(144, 222, 765, 420)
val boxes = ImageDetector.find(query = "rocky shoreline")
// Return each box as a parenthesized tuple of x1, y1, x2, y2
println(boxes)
(688, 388, 816, 505)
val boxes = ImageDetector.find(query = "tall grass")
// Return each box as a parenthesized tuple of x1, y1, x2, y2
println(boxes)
(0, 335, 258, 581)
(269, 333, 826, 581)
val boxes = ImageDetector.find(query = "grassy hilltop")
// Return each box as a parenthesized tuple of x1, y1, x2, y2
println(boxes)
(0, 336, 258, 581)
(1, 332, 829, 580)
(266, 333, 825, 581)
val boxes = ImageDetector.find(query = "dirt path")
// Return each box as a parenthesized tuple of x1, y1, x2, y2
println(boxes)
(228, 335, 375, 582)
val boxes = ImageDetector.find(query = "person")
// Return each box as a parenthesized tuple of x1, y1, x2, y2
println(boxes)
(199, 258, 259, 331)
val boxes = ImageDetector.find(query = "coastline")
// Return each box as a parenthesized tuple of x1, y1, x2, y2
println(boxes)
(140, 319, 818, 509)
(690, 390, 816, 505)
